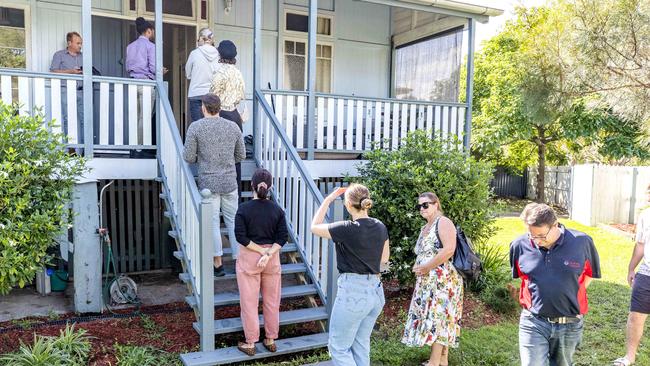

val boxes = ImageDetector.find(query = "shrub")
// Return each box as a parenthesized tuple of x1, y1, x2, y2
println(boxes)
(0, 102, 86, 294)
(355, 130, 494, 285)
(471, 241, 518, 314)
(0, 324, 91, 365)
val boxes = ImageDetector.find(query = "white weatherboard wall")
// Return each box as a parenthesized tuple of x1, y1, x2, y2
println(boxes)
(567, 164, 650, 226)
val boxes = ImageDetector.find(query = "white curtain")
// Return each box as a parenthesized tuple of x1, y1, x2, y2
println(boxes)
(394, 29, 463, 102)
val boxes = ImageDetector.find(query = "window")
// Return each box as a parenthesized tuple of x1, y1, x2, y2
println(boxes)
(0, 7, 26, 69)
(145, 0, 193, 17)
(283, 40, 332, 93)
(394, 28, 463, 102)
(285, 12, 331, 36)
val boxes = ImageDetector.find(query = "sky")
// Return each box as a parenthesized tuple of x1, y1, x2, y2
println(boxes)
(474, 0, 549, 49)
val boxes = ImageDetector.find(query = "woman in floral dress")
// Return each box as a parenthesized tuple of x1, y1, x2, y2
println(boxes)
(402, 192, 463, 366)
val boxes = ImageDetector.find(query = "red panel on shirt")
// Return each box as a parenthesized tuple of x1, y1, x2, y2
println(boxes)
(577, 259, 593, 314)
(516, 260, 532, 309)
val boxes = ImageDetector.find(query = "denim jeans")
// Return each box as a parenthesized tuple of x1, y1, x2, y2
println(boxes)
(329, 273, 385, 366)
(189, 96, 203, 123)
(519, 310, 584, 366)
(206, 189, 239, 259)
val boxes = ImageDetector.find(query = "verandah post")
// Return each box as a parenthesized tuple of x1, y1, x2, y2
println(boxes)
(306, 0, 318, 160)
(199, 190, 215, 351)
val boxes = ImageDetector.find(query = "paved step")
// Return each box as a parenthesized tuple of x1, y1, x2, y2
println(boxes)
(185, 284, 319, 308)
(178, 263, 307, 283)
(193, 306, 329, 334)
(180, 332, 329, 366)
(172, 243, 298, 262)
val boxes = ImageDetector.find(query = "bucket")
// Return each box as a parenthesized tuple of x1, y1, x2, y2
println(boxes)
(50, 269, 69, 292)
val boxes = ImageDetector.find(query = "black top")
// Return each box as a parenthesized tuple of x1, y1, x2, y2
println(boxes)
(509, 224, 601, 317)
(235, 199, 288, 247)
(328, 218, 389, 274)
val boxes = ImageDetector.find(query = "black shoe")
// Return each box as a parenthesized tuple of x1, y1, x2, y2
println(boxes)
(214, 266, 225, 277)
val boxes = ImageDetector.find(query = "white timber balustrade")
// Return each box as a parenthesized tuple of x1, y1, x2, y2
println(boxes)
(256, 90, 337, 313)
(0, 68, 156, 150)
(262, 89, 467, 153)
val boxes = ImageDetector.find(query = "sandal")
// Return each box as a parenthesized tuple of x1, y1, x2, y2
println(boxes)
(613, 357, 632, 366)
(263, 339, 277, 353)
(237, 341, 256, 356)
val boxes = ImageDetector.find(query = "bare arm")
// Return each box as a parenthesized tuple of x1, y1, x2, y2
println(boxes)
(381, 239, 390, 265)
(628, 241, 645, 285)
(414, 217, 456, 275)
(310, 189, 345, 239)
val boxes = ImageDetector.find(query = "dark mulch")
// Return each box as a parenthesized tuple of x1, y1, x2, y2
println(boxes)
(0, 281, 506, 365)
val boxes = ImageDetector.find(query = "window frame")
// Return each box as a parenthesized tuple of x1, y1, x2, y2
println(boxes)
(0, 3, 31, 70)
(281, 36, 334, 93)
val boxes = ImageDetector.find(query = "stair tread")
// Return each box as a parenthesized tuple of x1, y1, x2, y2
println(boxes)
(193, 306, 328, 334)
(180, 332, 329, 366)
(185, 284, 318, 308)
(179, 263, 307, 283)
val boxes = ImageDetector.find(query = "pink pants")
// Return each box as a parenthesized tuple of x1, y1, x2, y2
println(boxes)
(236, 244, 282, 343)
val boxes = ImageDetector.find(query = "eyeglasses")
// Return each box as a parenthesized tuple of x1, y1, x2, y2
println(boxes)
(415, 201, 435, 210)
(528, 225, 554, 241)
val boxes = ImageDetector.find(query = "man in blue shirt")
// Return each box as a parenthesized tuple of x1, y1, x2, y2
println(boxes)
(510, 203, 601, 366)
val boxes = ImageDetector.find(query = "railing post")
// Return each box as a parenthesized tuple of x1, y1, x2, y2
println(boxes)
(306, 0, 317, 160)
(253, 0, 262, 161)
(82, 0, 94, 158)
(463, 18, 476, 150)
(326, 201, 342, 328)
(199, 189, 215, 352)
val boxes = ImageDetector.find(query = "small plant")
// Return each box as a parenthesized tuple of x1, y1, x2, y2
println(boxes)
(0, 335, 64, 366)
(49, 324, 92, 365)
(10, 318, 36, 330)
(47, 310, 60, 321)
(471, 241, 518, 314)
(115, 344, 161, 366)
(0, 324, 91, 366)
(140, 315, 166, 341)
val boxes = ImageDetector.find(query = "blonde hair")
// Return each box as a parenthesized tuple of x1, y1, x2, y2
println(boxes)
(345, 183, 373, 211)
(197, 28, 214, 46)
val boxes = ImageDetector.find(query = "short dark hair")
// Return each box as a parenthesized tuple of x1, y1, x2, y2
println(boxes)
(201, 94, 221, 115)
(520, 203, 558, 227)
(66, 32, 81, 43)
(135, 17, 154, 35)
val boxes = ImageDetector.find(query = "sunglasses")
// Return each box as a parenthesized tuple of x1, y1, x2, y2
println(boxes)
(415, 201, 435, 210)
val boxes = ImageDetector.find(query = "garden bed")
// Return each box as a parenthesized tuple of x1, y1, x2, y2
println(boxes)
(0, 281, 508, 366)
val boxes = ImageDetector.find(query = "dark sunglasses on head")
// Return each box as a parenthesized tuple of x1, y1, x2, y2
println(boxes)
(415, 201, 435, 210)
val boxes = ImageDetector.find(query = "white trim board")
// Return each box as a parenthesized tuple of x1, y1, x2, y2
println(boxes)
(83, 158, 158, 180)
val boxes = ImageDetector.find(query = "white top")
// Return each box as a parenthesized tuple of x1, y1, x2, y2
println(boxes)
(635, 208, 650, 275)
(185, 45, 220, 98)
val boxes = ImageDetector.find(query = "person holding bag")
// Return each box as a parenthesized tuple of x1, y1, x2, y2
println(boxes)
(402, 192, 463, 366)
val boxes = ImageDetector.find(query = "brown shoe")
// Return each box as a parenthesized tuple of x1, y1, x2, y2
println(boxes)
(263, 339, 277, 353)
(237, 342, 256, 356)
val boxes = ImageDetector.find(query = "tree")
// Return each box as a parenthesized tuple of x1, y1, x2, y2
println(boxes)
(0, 103, 86, 294)
(471, 6, 649, 201)
(564, 0, 650, 122)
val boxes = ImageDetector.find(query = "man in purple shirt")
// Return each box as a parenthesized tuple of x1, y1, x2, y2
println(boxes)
(126, 17, 156, 80)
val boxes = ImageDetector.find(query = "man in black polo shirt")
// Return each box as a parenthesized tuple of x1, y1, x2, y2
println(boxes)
(510, 203, 601, 366)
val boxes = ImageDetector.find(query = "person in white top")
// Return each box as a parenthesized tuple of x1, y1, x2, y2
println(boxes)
(186, 28, 220, 123)
(613, 185, 650, 366)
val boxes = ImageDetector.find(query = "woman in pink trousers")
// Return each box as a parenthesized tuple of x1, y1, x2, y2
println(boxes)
(234, 168, 288, 356)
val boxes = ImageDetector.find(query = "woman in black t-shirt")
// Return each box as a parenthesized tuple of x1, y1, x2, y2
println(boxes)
(311, 183, 390, 366)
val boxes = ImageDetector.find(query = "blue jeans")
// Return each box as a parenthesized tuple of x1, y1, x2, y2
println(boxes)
(189, 96, 203, 123)
(519, 310, 584, 366)
(329, 273, 385, 366)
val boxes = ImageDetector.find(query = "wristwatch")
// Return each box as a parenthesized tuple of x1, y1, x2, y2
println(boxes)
(264, 252, 271, 257)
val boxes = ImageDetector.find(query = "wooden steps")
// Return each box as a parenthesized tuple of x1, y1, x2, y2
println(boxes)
(185, 284, 319, 308)
(178, 262, 307, 283)
(180, 332, 329, 366)
(193, 306, 328, 334)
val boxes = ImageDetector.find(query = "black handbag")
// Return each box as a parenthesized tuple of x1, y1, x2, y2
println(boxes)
(434, 219, 482, 281)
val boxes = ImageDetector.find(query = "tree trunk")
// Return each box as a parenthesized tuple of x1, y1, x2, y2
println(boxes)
(536, 129, 546, 203)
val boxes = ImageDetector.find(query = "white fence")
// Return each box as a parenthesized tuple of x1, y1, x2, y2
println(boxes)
(527, 166, 572, 209)
(263, 90, 466, 152)
(528, 164, 650, 226)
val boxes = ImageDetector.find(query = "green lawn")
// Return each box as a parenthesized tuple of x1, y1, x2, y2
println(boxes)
(369, 217, 650, 366)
